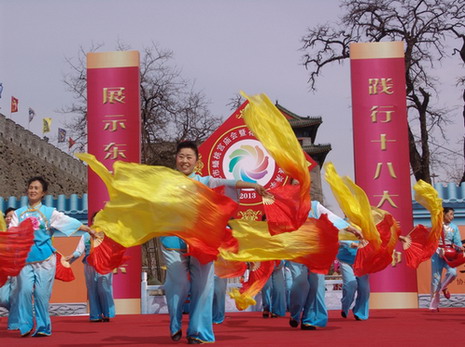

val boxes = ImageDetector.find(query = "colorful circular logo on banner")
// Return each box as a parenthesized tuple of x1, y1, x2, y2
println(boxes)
(224, 140, 273, 185)
(207, 125, 287, 206)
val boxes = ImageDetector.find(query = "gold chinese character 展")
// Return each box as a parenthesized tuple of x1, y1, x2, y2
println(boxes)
(103, 87, 126, 104)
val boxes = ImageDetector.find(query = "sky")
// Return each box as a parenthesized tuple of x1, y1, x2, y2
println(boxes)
(0, 0, 464, 211)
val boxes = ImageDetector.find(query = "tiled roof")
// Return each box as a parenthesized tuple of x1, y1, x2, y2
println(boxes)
(1, 194, 88, 230)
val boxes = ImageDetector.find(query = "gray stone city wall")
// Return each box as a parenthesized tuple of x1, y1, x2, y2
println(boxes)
(0, 114, 87, 198)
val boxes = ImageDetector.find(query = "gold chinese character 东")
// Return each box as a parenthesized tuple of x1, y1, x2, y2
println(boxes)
(103, 87, 126, 104)
(103, 142, 127, 160)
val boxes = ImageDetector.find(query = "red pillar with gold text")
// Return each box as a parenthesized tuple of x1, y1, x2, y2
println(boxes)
(350, 41, 418, 308)
(87, 51, 142, 314)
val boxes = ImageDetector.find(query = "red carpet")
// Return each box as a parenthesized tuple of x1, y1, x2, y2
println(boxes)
(1, 309, 464, 346)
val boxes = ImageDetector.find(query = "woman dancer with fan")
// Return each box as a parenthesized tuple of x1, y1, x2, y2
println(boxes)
(161, 141, 270, 344)
(0, 207, 20, 330)
(337, 236, 370, 321)
(287, 200, 360, 330)
(429, 207, 462, 311)
(9, 176, 96, 337)
(66, 213, 115, 323)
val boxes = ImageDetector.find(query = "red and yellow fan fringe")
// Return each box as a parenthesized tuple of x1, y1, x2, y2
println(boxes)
(229, 261, 276, 311)
(220, 216, 339, 273)
(324, 162, 381, 248)
(240, 92, 311, 235)
(353, 210, 401, 276)
(403, 180, 443, 268)
(214, 256, 247, 279)
(76, 153, 238, 265)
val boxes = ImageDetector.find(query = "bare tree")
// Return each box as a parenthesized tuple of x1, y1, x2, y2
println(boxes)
(301, 0, 465, 183)
(226, 93, 244, 111)
(452, 31, 465, 183)
(61, 42, 222, 283)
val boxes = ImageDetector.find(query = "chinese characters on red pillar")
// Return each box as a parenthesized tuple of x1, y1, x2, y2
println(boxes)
(368, 77, 399, 208)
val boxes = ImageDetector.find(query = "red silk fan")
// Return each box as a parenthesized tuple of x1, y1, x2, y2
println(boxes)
(55, 252, 75, 282)
(0, 218, 35, 286)
(87, 233, 128, 275)
(262, 184, 308, 235)
(403, 225, 430, 269)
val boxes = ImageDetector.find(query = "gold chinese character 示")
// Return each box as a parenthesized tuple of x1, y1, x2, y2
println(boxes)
(103, 87, 126, 104)
(371, 134, 396, 151)
(374, 190, 399, 208)
(103, 142, 127, 160)
(370, 105, 394, 123)
(103, 115, 127, 132)
(373, 162, 397, 179)
(368, 78, 394, 95)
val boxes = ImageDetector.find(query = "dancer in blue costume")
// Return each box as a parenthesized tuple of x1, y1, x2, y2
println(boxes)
(429, 207, 462, 311)
(288, 200, 354, 330)
(212, 275, 227, 324)
(9, 177, 95, 337)
(67, 224, 115, 322)
(0, 207, 20, 330)
(337, 240, 370, 320)
(261, 261, 286, 318)
(161, 141, 269, 344)
(283, 261, 293, 312)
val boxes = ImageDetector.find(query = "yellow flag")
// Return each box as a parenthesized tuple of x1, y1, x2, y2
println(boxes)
(43, 117, 52, 133)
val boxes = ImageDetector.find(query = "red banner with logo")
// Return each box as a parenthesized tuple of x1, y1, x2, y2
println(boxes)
(350, 42, 417, 303)
(87, 51, 141, 311)
(198, 101, 316, 221)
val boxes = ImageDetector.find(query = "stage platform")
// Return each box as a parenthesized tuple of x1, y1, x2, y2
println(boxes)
(1, 308, 463, 346)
